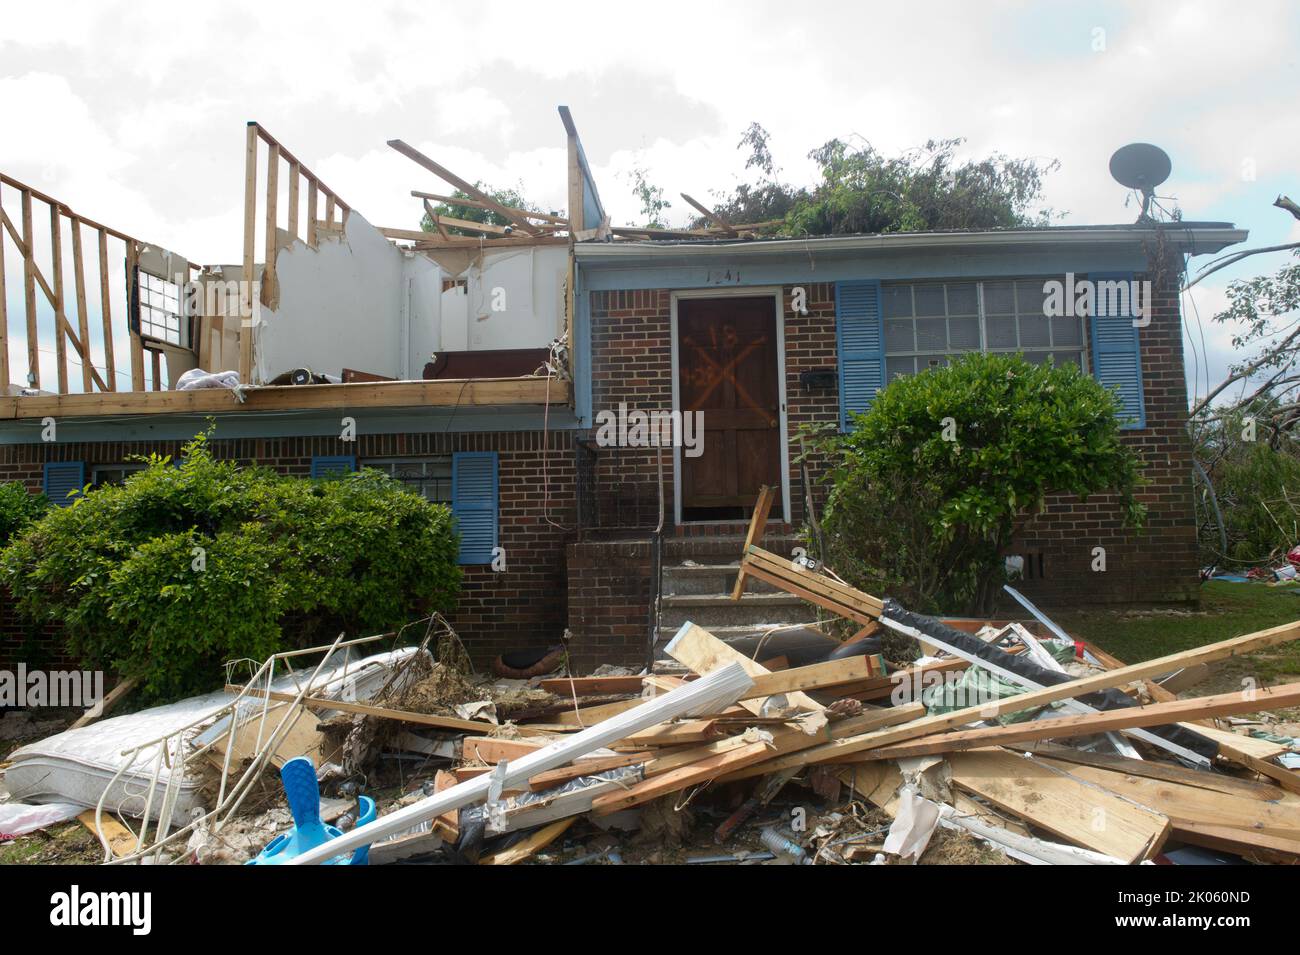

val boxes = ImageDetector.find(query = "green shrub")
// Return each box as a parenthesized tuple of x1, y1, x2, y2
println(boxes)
(0, 430, 461, 700)
(806, 353, 1145, 615)
(0, 482, 49, 547)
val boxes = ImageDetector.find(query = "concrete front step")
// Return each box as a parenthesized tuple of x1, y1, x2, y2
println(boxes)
(658, 591, 815, 629)
(662, 562, 781, 596)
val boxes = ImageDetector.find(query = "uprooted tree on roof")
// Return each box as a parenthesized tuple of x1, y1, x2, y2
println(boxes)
(801, 353, 1146, 618)
(0, 429, 461, 701)
(685, 123, 1062, 235)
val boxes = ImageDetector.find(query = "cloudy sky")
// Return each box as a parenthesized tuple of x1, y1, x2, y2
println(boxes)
(2, 0, 1297, 402)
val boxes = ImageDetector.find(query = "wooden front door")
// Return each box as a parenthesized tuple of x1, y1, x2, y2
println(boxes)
(678, 296, 783, 522)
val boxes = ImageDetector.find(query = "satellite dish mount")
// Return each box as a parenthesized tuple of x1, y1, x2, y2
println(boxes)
(1109, 143, 1172, 223)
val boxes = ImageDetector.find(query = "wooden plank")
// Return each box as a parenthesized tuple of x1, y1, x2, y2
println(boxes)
(664, 622, 825, 716)
(859, 681, 1300, 760)
(1026, 744, 1287, 802)
(616, 720, 724, 747)
(0, 181, 7, 389)
(49, 204, 68, 393)
(744, 655, 878, 699)
(731, 484, 776, 599)
(553, 697, 642, 726)
(747, 546, 884, 613)
(526, 751, 655, 791)
(127, 241, 144, 390)
(263, 141, 279, 312)
(538, 676, 649, 696)
(306, 178, 318, 248)
(79, 811, 138, 858)
(680, 193, 736, 233)
(948, 750, 1170, 863)
(591, 739, 772, 814)
(228, 685, 499, 733)
(1170, 820, 1300, 862)
(1036, 756, 1300, 840)
(240, 124, 258, 383)
(69, 217, 93, 392)
(96, 229, 116, 391)
(388, 139, 541, 235)
(462, 736, 546, 764)
(287, 161, 300, 241)
(478, 817, 574, 865)
(21, 189, 38, 388)
(742, 562, 876, 625)
(432, 769, 459, 842)
(412, 191, 569, 225)
(753, 618, 1300, 767)
(68, 675, 139, 731)
(325, 194, 336, 228)
(0, 376, 573, 419)
(422, 199, 452, 240)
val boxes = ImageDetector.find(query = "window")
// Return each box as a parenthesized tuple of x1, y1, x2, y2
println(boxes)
(91, 463, 146, 488)
(136, 269, 188, 346)
(361, 457, 453, 504)
(881, 278, 1085, 380)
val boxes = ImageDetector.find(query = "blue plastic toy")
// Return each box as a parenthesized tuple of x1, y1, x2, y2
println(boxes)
(247, 756, 376, 865)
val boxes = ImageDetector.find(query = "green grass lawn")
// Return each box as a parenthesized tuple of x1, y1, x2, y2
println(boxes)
(1054, 580, 1300, 692)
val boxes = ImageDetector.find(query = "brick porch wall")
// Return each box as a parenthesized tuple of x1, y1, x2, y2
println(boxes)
(0, 430, 577, 672)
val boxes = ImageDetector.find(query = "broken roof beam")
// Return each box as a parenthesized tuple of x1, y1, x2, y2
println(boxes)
(412, 191, 568, 226)
(558, 105, 606, 235)
(388, 139, 540, 236)
(680, 193, 737, 234)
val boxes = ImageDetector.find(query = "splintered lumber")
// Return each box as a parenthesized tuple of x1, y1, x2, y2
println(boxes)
(432, 770, 459, 841)
(715, 703, 926, 784)
(478, 817, 575, 865)
(617, 720, 724, 747)
(80, 811, 139, 858)
(289, 661, 755, 864)
(858, 681, 1300, 759)
(69, 675, 139, 730)
(739, 546, 883, 625)
(388, 139, 540, 235)
(554, 697, 643, 726)
(665, 622, 824, 717)
(743, 655, 879, 699)
(832, 658, 970, 702)
(1026, 745, 1287, 802)
(463, 737, 546, 764)
(539, 676, 649, 696)
(731, 484, 776, 599)
(1035, 756, 1300, 842)
(226, 685, 498, 733)
(527, 751, 655, 791)
(948, 750, 1171, 863)
(593, 707, 917, 815)
(1169, 821, 1300, 863)
(770, 617, 1300, 768)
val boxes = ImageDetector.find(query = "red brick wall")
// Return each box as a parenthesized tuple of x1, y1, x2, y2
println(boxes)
(0, 430, 577, 672)
(565, 540, 654, 671)
(582, 267, 1198, 618)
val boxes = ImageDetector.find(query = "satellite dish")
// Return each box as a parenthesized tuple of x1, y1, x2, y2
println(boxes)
(1109, 143, 1172, 221)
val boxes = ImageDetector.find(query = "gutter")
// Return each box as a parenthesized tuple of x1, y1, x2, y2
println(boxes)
(574, 226, 1250, 261)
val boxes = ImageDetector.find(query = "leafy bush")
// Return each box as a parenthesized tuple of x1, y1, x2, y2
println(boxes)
(0, 482, 49, 547)
(0, 431, 461, 700)
(806, 353, 1146, 615)
(1196, 418, 1300, 566)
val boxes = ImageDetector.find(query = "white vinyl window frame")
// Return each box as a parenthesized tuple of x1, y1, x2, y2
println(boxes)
(881, 277, 1088, 379)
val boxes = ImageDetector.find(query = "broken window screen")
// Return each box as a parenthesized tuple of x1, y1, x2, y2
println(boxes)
(361, 457, 453, 504)
(882, 278, 1084, 379)
(136, 269, 187, 346)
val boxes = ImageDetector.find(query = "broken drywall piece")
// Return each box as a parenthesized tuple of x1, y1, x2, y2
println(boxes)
(881, 785, 941, 862)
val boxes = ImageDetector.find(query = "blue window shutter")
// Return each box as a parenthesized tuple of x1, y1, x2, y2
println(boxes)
(835, 280, 886, 430)
(310, 455, 356, 478)
(1088, 272, 1146, 430)
(452, 452, 498, 565)
(43, 462, 85, 506)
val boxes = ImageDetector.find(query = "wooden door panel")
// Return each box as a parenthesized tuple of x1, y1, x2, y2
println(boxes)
(678, 296, 781, 521)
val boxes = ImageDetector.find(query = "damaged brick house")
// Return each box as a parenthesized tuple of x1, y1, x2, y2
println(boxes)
(0, 110, 1247, 674)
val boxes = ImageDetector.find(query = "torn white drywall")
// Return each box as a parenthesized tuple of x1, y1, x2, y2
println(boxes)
(254, 212, 415, 384)
(445, 245, 567, 352)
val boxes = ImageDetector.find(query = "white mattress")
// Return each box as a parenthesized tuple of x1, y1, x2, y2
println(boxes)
(3, 647, 418, 826)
